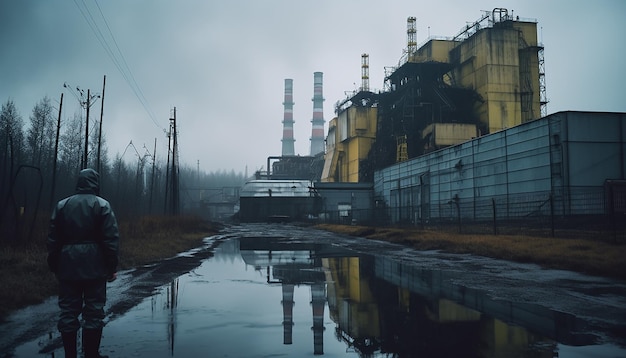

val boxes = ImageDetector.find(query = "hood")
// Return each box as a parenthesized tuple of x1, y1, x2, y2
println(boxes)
(76, 168, 100, 195)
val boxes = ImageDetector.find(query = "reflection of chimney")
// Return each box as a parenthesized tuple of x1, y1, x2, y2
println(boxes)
(310, 72, 325, 155)
(311, 283, 326, 355)
(282, 284, 295, 345)
(282, 79, 295, 156)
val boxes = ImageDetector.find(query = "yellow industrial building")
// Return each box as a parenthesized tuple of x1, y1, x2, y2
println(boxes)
(321, 103, 378, 182)
(322, 9, 545, 183)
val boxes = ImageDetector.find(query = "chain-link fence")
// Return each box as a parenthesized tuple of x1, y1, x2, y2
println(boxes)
(317, 186, 625, 243)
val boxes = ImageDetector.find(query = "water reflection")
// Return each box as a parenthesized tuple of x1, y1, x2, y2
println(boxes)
(148, 278, 180, 356)
(11, 230, 625, 357)
(326, 255, 557, 357)
(90, 234, 624, 357)
(237, 236, 559, 357)
(239, 237, 329, 354)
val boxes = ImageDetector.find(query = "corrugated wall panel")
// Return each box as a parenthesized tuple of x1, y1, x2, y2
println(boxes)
(374, 111, 626, 223)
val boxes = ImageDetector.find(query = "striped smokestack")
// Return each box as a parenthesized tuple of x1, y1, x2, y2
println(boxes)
(281, 79, 295, 156)
(310, 72, 325, 155)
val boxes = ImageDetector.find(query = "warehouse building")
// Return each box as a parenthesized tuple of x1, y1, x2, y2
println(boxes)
(373, 111, 626, 225)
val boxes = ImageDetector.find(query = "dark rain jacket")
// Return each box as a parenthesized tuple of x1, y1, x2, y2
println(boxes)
(47, 169, 119, 281)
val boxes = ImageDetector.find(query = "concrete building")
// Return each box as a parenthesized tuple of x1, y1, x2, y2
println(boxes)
(374, 111, 626, 224)
(239, 179, 319, 222)
(314, 182, 374, 224)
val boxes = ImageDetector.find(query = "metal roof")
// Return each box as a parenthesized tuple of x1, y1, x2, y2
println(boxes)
(240, 180, 314, 198)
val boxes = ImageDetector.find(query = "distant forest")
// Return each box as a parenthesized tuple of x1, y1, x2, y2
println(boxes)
(1, 98, 246, 243)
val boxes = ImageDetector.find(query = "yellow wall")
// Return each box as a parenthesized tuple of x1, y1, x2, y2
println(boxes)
(321, 105, 377, 183)
(423, 123, 478, 148)
(410, 21, 541, 133)
(321, 118, 339, 182)
(412, 39, 456, 63)
(452, 21, 541, 132)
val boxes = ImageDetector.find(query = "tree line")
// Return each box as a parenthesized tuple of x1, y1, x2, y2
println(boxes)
(0, 98, 247, 244)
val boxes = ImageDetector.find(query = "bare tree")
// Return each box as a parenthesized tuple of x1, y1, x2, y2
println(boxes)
(0, 100, 25, 242)
(1, 99, 25, 183)
(56, 112, 84, 197)
(26, 97, 55, 170)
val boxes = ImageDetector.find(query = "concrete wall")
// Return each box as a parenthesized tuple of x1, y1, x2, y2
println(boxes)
(374, 111, 626, 223)
(314, 182, 374, 224)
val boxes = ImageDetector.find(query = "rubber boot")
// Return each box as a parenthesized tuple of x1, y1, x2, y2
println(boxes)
(61, 331, 77, 358)
(82, 328, 108, 358)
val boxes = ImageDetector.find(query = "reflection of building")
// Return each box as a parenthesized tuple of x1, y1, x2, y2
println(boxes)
(324, 257, 380, 355)
(238, 236, 578, 357)
(323, 255, 562, 357)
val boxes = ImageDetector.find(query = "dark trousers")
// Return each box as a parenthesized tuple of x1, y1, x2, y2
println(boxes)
(58, 279, 106, 332)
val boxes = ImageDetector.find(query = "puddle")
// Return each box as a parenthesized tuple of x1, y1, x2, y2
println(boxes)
(6, 224, 626, 357)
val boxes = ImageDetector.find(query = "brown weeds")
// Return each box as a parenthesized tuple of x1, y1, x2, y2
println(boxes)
(0, 215, 219, 321)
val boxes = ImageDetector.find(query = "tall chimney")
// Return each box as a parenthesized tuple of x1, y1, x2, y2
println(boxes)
(281, 79, 295, 156)
(310, 72, 325, 155)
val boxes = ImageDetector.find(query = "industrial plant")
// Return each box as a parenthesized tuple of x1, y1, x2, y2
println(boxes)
(239, 8, 625, 236)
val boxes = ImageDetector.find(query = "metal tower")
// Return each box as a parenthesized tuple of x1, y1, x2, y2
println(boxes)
(281, 79, 295, 156)
(361, 53, 370, 92)
(407, 16, 417, 54)
(310, 72, 325, 155)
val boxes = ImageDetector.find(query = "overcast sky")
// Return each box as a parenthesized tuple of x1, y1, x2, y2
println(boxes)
(2, 1, 625, 175)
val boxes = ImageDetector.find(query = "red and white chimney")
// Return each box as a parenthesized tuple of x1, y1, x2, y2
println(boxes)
(282, 79, 295, 156)
(310, 72, 325, 155)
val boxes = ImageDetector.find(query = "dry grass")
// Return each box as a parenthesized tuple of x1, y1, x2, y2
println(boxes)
(0, 215, 220, 321)
(0, 245, 58, 309)
(315, 224, 626, 280)
(117, 215, 217, 268)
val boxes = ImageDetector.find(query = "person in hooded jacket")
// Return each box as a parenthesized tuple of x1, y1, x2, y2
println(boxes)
(47, 168, 119, 358)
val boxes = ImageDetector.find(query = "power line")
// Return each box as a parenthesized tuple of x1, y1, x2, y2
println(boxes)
(72, 0, 165, 132)
(91, 0, 162, 130)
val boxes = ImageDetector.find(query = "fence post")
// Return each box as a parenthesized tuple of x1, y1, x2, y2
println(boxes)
(550, 193, 555, 237)
(607, 183, 617, 243)
(492, 198, 497, 235)
(454, 196, 461, 234)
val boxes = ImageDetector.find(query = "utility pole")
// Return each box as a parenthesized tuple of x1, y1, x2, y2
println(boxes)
(149, 137, 156, 214)
(97, 75, 106, 173)
(63, 82, 99, 169)
(171, 107, 179, 215)
(50, 93, 63, 210)
(164, 129, 171, 215)
(164, 107, 180, 215)
(84, 89, 90, 169)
